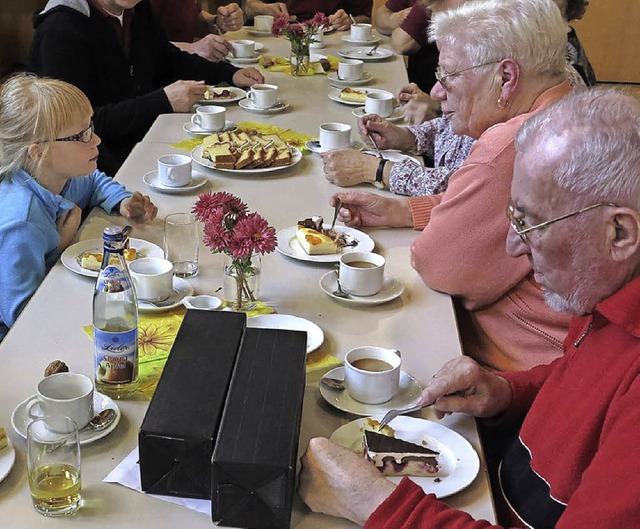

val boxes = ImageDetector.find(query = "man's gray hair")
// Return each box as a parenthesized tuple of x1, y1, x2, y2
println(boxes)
(429, 0, 567, 79)
(515, 88, 640, 208)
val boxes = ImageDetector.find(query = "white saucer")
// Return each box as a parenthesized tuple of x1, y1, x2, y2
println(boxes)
(327, 71, 373, 86)
(319, 366, 423, 416)
(183, 121, 237, 136)
(352, 106, 404, 122)
(305, 139, 364, 154)
(245, 27, 272, 37)
(138, 277, 195, 312)
(143, 170, 208, 194)
(229, 54, 260, 65)
(11, 392, 121, 446)
(0, 436, 15, 483)
(320, 271, 405, 305)
(247, 314, 324, 354)
(341, 35, 380, 45)
(238, 98, 289, 114)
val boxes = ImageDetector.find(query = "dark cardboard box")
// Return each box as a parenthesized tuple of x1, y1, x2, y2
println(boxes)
(139, 310, 246, 498)
(212, 327, 307, 529)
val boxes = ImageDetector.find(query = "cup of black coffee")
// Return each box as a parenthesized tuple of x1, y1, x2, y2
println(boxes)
(344, 346, 401, 404)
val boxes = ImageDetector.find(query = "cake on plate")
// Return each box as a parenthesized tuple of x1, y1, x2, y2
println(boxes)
(363, 429, 440, 477)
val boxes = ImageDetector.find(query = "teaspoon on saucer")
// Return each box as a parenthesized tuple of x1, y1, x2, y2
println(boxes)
(84, 408, 117, 432)
(320, 375, 345, 390)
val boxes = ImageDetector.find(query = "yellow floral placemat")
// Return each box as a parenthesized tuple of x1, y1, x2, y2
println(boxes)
(83, 302, 335, 399)
(171, 122, 316, 152)
(259, 55, 339, 76)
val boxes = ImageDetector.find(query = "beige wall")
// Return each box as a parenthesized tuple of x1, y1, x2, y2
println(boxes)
(0, 1, 47, 78)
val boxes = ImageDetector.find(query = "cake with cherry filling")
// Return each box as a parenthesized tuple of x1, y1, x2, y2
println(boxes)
(363, 429, 439, 477)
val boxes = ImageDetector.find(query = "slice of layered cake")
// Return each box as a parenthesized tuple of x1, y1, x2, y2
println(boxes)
(363, 429, 439, 477)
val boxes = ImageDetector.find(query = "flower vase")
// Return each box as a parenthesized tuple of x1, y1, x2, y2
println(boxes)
(223, 254, 261, 311)
(290, 42, 311, 76)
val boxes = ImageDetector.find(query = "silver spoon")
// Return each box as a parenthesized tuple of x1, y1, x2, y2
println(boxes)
(320, 375, 345, 390)
(366, 43, 380, 56)
(332, 269, 350, 299)
(84, 408, 117, 432)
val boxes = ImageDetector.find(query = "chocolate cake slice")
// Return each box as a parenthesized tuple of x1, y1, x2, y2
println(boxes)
(364, 429, 439, 477)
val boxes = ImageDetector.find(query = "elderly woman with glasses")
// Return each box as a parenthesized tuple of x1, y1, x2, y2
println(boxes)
(329, 0, 573, 371)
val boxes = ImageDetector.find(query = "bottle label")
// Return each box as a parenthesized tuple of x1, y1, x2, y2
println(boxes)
(97, 266, 132, 294)
(94, 327, 137, 385)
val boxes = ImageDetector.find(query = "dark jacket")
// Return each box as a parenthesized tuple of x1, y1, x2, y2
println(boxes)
(29, 0, 239, 173)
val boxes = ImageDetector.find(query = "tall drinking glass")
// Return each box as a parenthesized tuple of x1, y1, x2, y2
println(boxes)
(27, 416, 82, 516)
(163, 213, 199, 277)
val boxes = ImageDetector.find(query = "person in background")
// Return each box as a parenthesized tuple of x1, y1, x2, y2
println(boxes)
(29, 0, 263, 175)
(375, 0, 439, 96)
(0, 74, 157, 341)
(246, 0, 371, 29)
(556, 0, 595, 84)
(150, 0, 244, 62)
(330, 0, 575, 372)
(300, 87, 640, 529)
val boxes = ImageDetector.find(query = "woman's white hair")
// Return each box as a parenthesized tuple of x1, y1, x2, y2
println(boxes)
(429, 0, 567, 79)
(515, 88, 640, 209)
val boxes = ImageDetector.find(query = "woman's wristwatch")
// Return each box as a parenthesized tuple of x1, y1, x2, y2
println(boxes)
(373, 158, 387, 189)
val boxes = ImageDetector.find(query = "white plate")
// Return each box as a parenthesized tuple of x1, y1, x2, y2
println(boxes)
(143, 170, 208, 194)
(191, 144, 301, 174)
(320, 367, 423, 416)
(320, 272, 405, 306)
(12, 392, 121, 446)
(238, 98, 290, 114)
(327, 71, 373, 86)
(352, 106, 404, 122)
(338, 47, 394, 61)
(276, 225, 374, 263)
(247, 314, 324, 354)
(61, 238, 164, 279)
(199, 87, 247, 105)
(0, 436, 15, 483)
(362, 149, 424, 166)
(138, 277, 195, 313)
(305, 139, 364, 154)
(183, 121, 237, 136)
(330, 415, 480, 498)
(328, 86, 392, 106)
(229, 54, 260, 65)
(341, 35, 380, 45)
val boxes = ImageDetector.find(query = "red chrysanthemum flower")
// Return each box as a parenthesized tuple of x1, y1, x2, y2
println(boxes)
(231, 213, 277, 257)
(308, 12, 330, 30)
(271, 13, 289, 37)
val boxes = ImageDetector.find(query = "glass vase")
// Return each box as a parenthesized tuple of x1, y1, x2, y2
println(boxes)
(223, 254, 261, 312)
(290, 42, 311, 76)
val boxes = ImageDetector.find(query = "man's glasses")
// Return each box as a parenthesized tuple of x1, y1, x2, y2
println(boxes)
(55, 121, 94, 143)
(507, 201, 618, 242)
(435, 60, 501, 88)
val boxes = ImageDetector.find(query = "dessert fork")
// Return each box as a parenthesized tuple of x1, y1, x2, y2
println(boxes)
(378, 404, 424, 429)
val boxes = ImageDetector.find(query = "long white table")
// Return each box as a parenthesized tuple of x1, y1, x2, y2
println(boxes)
(0, 28, 496, 527)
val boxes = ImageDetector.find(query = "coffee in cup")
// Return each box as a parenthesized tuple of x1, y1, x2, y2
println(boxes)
(344, 346, 401, 404)
(191, 105, 226, 131)
(338, 59, 364, 81)
(157, 154, 192, 187)
(26, 373, 94, 430)
(365, 91, 394, 118)
(253, 15, 274, 32)
(350, 23, 373, 42)
(129, 257, 174, 302)
(247, 84, 279, 109)
(319, 122, 352, 150)
(231, 39, 256, 58)
(339, 251, 385, 296)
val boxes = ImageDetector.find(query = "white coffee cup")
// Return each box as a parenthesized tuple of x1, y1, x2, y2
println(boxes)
(158, 154, 192, 187)
(344, 346, 401, 404)
(339, 251, 385, 296)
(365, 91, 394, 118)
(26, 373, 94, 430)
(254, 15, 274, 32)
(247, 84, 279, 109)
(231, 39, 256, 58)
(338, 59, 364, 81)
(350, 23, 373, 42)
(129, 257, 174, 302)
(310, 28, 324, 49)
(191, 105, 226, 132)
(319, 122, 352, 150)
